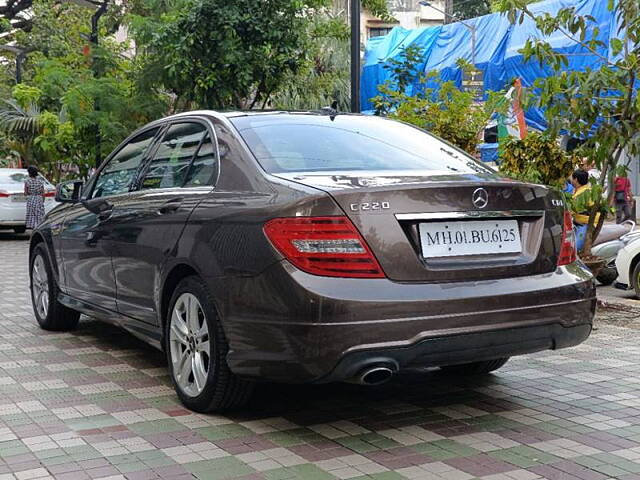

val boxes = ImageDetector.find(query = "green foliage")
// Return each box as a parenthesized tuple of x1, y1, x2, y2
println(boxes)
(12, 85, 43, 109)
(455, 0, 491, 20)
(499, 132, 575, 188)
(497, 0, 640, 256)
(371, 46, 501, 154)
(0, 17, 11, 32)
(266, 5, 350, 111)
(362, 0, 394, 22)
(0, 0, 167, 181)
(130, 0, 334, 109)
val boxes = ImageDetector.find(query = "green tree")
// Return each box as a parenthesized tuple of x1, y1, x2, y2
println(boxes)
(497, 0, 640, 257)
(371, 47, 502, 154)
(499, 132, 576, 188)
(454, 0, 491, 20)
(130, 0, 336, 110)
(0, 0, 168, 179)
(0, 0, 33, 33)
(451, 0, 536, 20)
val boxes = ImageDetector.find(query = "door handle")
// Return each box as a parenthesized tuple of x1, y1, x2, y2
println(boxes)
(158, 198, 183, 215)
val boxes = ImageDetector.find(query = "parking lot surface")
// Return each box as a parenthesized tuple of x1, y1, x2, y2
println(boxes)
(2, 234, 640, 480)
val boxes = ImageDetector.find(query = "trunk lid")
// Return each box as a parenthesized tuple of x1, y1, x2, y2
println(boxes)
(275, 172, 565, 283)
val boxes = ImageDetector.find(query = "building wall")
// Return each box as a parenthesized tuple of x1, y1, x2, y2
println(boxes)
(361, 0, 445, 42)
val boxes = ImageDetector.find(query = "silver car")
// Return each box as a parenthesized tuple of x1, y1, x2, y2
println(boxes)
(0, 168, 57, 233)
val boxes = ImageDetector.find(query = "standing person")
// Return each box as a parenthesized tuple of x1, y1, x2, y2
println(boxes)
(571, 169, 599, 252)
(614, 173, 633, 223)
(24, 166, 45, 231)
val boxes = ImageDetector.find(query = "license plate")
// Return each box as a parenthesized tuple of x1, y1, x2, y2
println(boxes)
(419, 219, 521, 258)
(11, 194, 26, 202)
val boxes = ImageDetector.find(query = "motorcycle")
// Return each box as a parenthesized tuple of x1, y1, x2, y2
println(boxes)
(591, 220, 640, 285)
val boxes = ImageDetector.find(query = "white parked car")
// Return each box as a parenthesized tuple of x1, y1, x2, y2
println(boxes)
(615, 237, 640, 298)
(0, 168, 57, 234)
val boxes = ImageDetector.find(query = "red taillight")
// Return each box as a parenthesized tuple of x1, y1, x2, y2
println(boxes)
(558, 210, 577, 266)
(0, 191, 8, 198)
(264, 216, 385, 278)
(44, 191, 55, 198)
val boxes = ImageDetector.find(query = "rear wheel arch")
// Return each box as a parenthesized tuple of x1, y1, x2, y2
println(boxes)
(161, 264, 199, 330)
(160, 265, 227, 346)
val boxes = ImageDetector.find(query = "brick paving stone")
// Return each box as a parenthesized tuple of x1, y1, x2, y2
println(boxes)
(3, 235, 640, 479)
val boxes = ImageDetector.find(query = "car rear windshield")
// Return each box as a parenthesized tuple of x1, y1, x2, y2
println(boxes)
(231, 115, 486, 175)
(0, 171, 53, 187)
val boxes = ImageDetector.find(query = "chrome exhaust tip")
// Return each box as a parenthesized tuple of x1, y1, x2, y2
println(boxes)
(354, 366, 394, 385)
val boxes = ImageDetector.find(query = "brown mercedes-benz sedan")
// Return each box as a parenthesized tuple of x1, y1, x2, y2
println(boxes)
(29, 110, 596, 412)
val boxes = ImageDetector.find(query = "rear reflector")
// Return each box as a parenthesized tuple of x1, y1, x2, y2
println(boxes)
(557, 210, 577, 266)
(263, 216, 385, 278)
(44, 191, 55, 198)
(0, 191, 8, 198)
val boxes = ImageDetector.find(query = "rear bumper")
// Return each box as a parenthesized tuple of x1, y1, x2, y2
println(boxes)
(220, 261, 596, 383)
(319, 323, 591, 383)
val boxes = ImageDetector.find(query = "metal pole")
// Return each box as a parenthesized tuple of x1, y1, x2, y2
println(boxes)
(350, 0, 361, 113)
(15, 53, 25, 84)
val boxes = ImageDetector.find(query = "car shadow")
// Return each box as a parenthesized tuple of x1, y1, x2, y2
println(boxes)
(70, 316, 511, 425)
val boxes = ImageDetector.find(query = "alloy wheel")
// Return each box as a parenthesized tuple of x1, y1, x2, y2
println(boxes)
(31, 255, 49, 319)
(169, 293, 211, 397)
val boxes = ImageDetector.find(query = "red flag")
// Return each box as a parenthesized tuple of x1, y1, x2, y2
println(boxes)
(513, 78, 527, 140)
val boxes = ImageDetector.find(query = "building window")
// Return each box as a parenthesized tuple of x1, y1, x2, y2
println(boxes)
(368, 27, 393, 38)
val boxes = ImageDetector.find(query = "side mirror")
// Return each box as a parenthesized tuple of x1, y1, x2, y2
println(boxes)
(55, 180, 84, 203)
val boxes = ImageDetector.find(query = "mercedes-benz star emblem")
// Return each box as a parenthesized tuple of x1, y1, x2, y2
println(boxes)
(472, 188, 489, 209)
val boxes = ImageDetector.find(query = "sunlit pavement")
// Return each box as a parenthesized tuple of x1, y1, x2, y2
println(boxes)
(2, 234, 640, 480)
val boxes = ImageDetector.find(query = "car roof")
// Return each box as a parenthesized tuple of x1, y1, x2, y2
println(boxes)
(163, 110, 359, 121)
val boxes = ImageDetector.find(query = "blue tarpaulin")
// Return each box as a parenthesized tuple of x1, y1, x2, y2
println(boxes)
(361, 0, 620, 129)
(361, 26, 442, 110)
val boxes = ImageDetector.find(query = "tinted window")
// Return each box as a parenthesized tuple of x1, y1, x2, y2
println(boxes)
(140, 123, 206, 189)
(184, 135, 217, 187)
(93, 128, 159, 198)
(231, 115, 485, 175)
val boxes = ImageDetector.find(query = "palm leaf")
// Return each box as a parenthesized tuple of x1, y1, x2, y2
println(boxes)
(0, 99, 42, 137)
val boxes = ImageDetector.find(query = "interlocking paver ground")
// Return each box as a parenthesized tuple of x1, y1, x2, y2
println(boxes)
(1, 233, 640, 480)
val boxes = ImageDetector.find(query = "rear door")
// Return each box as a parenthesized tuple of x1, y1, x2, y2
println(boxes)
(109, 120, 217, 325)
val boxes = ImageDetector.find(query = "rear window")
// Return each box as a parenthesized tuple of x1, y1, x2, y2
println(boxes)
(0, 171, 53, 187)
(231, 115, 486, 175)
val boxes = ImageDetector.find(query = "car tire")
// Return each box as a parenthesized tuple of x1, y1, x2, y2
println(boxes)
(440, 357, 510, 375)
(14, 226, 26, 234)
(633, 262, 640, 299)
(30, 244, 80, 331)
(596, 267, 618, 286)
(165, 276, 254, 413)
